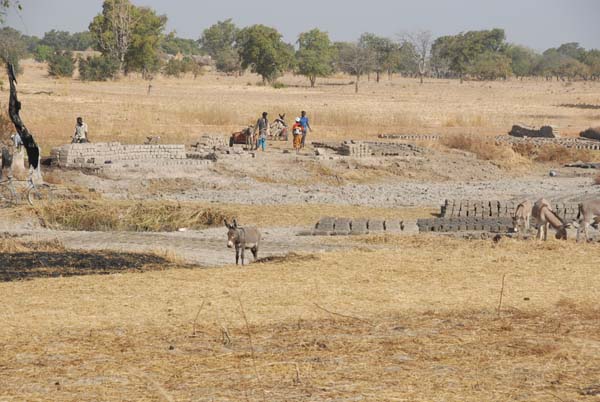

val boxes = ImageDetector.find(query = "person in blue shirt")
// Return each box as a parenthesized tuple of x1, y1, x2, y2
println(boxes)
(299, 110, 312, 148)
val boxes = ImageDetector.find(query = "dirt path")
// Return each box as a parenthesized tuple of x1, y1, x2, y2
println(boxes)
(13, 227, 374, 266)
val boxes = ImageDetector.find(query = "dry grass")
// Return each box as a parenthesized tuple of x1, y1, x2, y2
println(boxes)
(32, 199, 433, 230)
(512, 142, 596, 163)
(34, 200, 232, 232)
(11, 59, 600, 153)
(0, 236, 598, 400)
(441, 133, 530, 169)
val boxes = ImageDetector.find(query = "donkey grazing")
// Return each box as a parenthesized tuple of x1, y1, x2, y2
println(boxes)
(512, 199, 533, 234)
(532, 198, 569, 241)
(224, 219, 261, 265)
(575, 199, 600, 242)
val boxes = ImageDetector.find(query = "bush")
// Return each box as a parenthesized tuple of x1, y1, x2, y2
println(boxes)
(163, 59, 185, 77)
(48, 51, 75, 77)
(34, 44, 54, 62)
(78, 55, 119, 81)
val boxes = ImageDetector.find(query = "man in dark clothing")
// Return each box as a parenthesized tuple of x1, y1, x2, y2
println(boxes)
(7, 63, 39, 170)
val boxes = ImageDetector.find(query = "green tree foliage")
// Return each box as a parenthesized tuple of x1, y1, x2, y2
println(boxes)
(358, 33, 398, 82)
(395, 42, 419, 76)
(507, 44, 539, 78)
(124, 6, 167, 76)
(469, 51, 512, 80)
(199, 19, 241, 74)
(431, 28, 508, 81)
(0, 27, 27, 73)
(161, 32, 202, 55)
(89, 0, 166, 75)
(48, 51, 75, 77)
(34, 44, 54, 62)
(582, 49, 600, 79)
(70, 31, 95, 51)
(296, 28, 334, 87)
(335, 41, 375, 93)
(40, 29, 72, 50)
(237, 24, 293, 83)
(78, 55, 119, 81)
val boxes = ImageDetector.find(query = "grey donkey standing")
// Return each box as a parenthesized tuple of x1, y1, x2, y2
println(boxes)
(224, 219, 261, 265)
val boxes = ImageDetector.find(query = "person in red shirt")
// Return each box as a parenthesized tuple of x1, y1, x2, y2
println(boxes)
(292, 117, 303, 154)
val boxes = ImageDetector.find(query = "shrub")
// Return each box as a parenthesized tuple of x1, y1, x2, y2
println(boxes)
(78, 55, 119, 81)
(163, 59, 185, 77)
(34, 44, 54, 62)
(48, 51, 75, 77)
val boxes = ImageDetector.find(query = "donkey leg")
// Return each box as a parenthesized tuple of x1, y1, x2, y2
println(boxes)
(241, 248, 245, 266)
(235, 246, 240, 265)
(251, 247, 258, 260)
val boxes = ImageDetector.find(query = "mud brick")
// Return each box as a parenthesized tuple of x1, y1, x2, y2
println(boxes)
(384, 219, 403, 232)
(351, 219, 369, 235)
(316, 217, 335, 232)
(333, 218, 352, 235)
(368, 219, 385, 232)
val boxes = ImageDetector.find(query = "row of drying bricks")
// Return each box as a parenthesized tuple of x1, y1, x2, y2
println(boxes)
(441, 200, 579, 220)
(308, 217, 405, 236)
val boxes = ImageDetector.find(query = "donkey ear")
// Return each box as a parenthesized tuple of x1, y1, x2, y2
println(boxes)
(224, 219, 230, 229)
(233, 219, 238, 228)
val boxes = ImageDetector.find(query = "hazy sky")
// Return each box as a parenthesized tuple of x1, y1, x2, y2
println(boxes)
(5, 0, 600, 51)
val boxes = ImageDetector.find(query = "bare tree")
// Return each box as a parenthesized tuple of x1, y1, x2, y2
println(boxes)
(401, 30, 433, 84)
(337, 42, 375, 93)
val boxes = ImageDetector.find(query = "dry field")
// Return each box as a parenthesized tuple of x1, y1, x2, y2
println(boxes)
(6, 59, 600, 152)
(0, 236, 599, 401)
(1, 60, 600, 401)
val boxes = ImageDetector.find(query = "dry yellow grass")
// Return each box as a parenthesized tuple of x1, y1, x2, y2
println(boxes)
(32, 199, 434, 230)
(9, 59, 600, 153)
(0, 236, 598, 400)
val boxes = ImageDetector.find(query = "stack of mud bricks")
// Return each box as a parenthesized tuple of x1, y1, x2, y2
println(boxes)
(191, 135, 228, 150)
(340, 141, 372, 158)
(366, 142, 424, 156)
(377, 134, 440, 141)
(424, 199, 580, 233)
(311, 217, 403, 236)
(496, 135, 600, 151)
(50, 142, 208, 169)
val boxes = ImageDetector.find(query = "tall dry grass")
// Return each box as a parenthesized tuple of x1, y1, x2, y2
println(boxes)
(441, 133, 530, 169)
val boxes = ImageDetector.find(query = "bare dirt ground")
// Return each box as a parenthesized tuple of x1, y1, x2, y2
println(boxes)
(1, 60, 600, 401)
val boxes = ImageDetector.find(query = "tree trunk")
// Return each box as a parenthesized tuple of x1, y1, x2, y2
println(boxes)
(420, 73, 423, 84)
(376, 71, 380, 83)
(310, 76, 316, 88)
(355, 74, 359, 93)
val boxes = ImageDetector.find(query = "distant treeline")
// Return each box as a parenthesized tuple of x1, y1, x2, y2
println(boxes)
(0, 0, 598, 89)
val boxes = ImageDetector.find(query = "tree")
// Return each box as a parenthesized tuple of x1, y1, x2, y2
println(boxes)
(34, 44, 53, 62)
(296, 28, 334, 87)
(48, 51, 75, 77)
(401, 30, 433, 84)
(162, 32, 201, 55)
(358, 33, 397, 82)
(0, 1, 21, 23)
(0, 27, 27, 74)
(582, 49, 600, 79)
(123, 6, 166, 76)
(469, 51, 512, 80)
(237, 24, 294, 83)
(199, 19, 241, 74)
(40, 29, 72, 50)
(395, 42, 419, 77)
(79, 55, 119, 81)
(70, 31, 95, 51)
(336, 41, 375, 93)
(90, 0, 166, 76)
(507, 44, 539, 78)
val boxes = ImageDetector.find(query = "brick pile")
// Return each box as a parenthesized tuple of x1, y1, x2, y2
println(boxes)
(51, 142, 211, 169)
(305, 217, 404, 236)
(378, 134, 440, 141)
(339, 141, 372, 157)
(496, 135, 600, 151)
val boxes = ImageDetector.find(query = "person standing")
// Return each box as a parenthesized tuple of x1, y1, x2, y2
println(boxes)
(254, 112, 269, 151)
(292, 117, 303, 154)
(299, 110, 312, 148)
(73, 117, 89, 143)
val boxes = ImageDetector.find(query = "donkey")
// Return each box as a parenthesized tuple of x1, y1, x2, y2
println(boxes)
(512, 199, 533, 234)
(532, 198, 568, 241)
(224, 219, 261, 265)
(575, 199, 600, 242)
